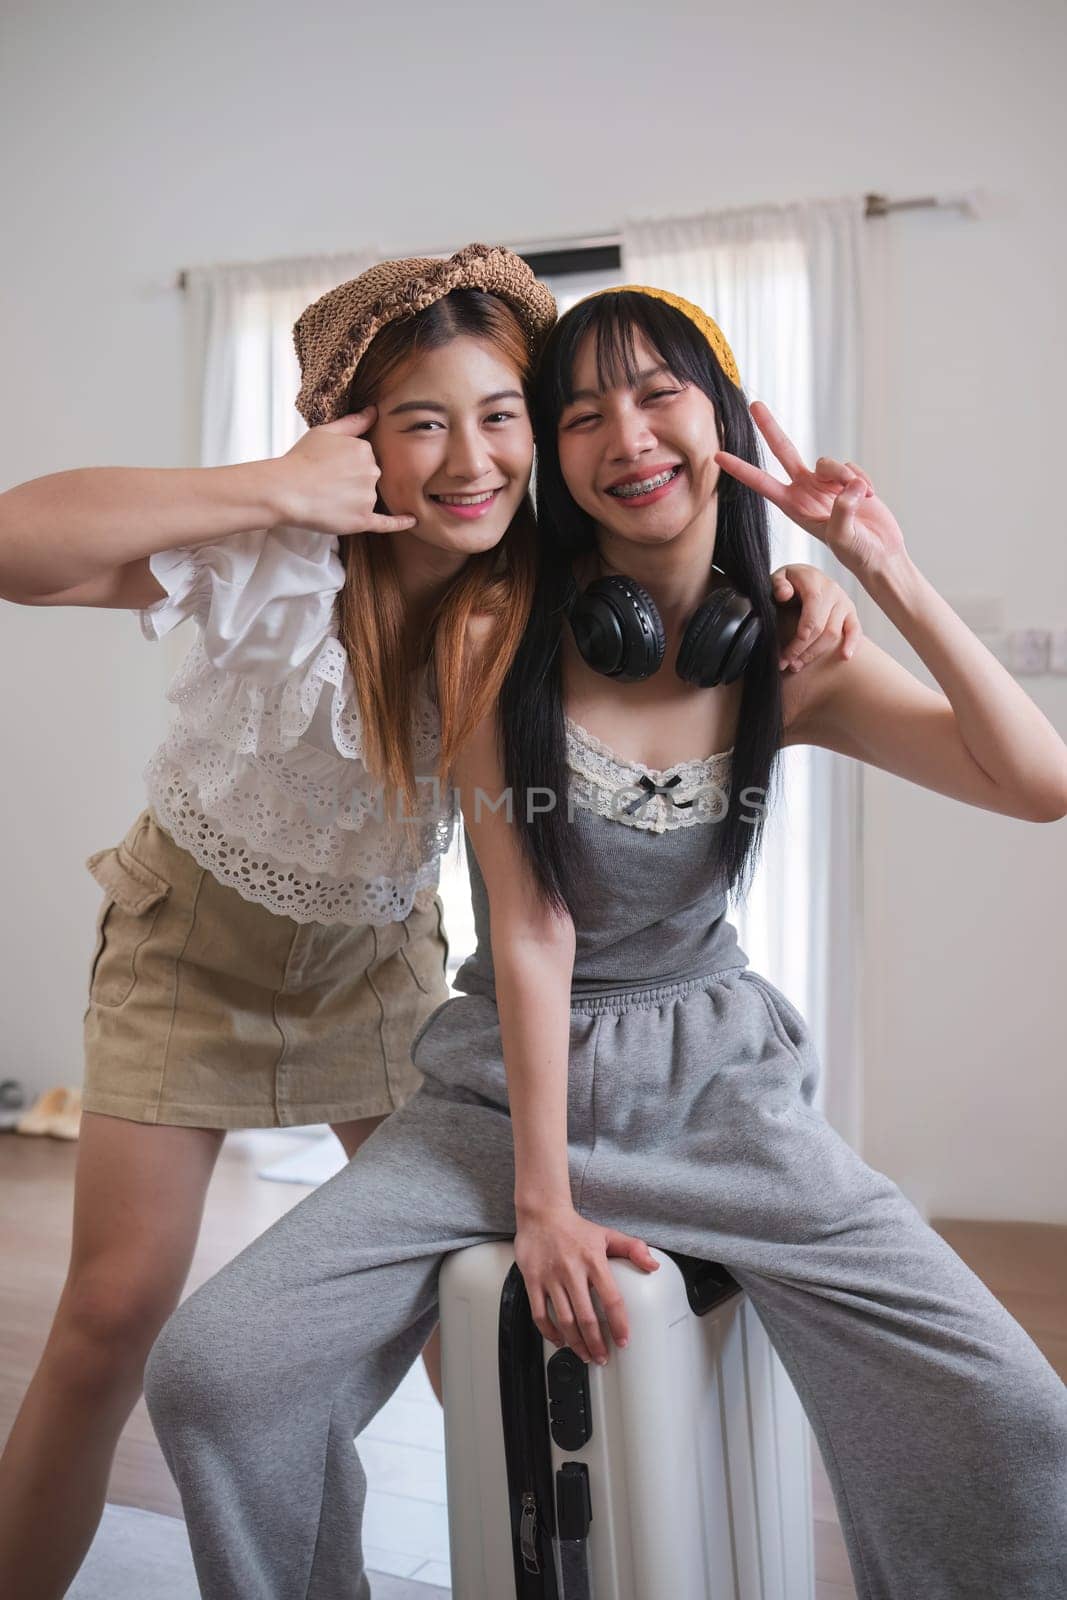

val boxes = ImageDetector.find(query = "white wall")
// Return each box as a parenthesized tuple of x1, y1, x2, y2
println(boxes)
(1, 0, 1064, 1219)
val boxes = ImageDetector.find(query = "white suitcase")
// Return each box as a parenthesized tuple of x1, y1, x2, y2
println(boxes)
(439, 1241, 815, 1600)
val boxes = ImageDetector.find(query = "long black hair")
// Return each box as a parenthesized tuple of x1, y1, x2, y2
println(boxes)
(500, 290, 786, 913)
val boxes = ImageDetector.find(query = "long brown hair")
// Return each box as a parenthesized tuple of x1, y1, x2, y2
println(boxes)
(340, 289, 539, 804)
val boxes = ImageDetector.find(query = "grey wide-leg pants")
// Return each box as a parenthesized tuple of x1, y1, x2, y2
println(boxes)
(145, 973, 1067, 1599)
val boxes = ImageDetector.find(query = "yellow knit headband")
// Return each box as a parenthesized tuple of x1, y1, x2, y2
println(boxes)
(579, 283, 742, 389)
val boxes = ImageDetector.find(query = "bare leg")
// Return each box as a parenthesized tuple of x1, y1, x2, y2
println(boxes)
(0, 1112, 225, 1600)
(331, 1115, 444, 1406)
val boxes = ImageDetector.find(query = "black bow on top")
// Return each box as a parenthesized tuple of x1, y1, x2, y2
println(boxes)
(622, 773, 695, 817)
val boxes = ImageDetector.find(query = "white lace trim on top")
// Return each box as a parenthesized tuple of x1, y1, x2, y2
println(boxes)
(564, 716, 733, 834)
(147, 756, 450, 924)
(163, 633, 433, 764)
(144, 633, 454, 926)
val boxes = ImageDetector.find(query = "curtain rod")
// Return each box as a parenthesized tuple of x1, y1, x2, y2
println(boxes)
(175, 191, 979, 291)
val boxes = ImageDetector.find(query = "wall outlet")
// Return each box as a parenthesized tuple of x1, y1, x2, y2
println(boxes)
(977, 629, 1053, 676)
(1050, 628, 1067, 675)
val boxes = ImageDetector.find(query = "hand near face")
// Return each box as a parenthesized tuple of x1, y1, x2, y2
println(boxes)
(277, 408, 418, 536)
(716, 403, 907, 578)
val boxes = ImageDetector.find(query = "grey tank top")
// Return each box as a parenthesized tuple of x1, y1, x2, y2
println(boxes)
(453, 718, 749, 1001)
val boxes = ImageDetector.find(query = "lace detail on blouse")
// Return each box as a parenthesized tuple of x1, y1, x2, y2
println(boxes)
(564, 716, 733, 834)
(161, 635, 438, 768)
(146, 753, 450, 924)
(136, 527, 453, 926)
(143, 633, 454, 926)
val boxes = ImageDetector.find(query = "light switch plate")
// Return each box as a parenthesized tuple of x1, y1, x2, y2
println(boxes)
(977, 629, 1054, 676)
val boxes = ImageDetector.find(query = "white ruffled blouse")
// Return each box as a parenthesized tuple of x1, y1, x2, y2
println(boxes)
(137, 526, 454, 926)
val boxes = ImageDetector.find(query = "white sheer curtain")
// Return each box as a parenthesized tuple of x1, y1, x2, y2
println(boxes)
(184, 251, 379, 468)
(624, 199, 866, 1145)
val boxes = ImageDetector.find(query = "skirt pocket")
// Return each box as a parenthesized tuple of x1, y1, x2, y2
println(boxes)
(399, 894, 450, 997)
(85, 826, 172, 1009)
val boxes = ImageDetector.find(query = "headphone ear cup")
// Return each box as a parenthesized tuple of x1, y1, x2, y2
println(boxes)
(569, 574, 666, 682)
(676, 587, 762, 688)
(717, 611, 762, 685)
(675, 597, 723, 687)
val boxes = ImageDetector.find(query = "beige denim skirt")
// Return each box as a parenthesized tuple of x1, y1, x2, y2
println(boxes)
(81, 809, 450, 1129)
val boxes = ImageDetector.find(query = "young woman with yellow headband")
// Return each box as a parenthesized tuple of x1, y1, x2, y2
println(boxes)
(491, 284, 1067, 1594)
(0, 249, 856, 1598)
(142, 282, 1067, 1597)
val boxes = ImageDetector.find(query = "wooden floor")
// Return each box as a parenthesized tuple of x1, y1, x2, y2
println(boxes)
(2, 1130, 1065, 1600)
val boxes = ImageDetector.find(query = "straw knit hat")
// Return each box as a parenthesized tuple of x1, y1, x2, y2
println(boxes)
(293, 242, 558, 428)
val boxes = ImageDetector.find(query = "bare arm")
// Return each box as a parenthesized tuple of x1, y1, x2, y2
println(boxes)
(450, 701, 576, 1216)
(0, 408, 415, 606)
(451, 644, 658, 1367)
(786, 569, 1067, 823)
(0, 463, 285, 604)
(719, 408, 1067, 824)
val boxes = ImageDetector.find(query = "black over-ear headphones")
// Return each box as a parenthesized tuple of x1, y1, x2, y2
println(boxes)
(564, 566, 762, 687)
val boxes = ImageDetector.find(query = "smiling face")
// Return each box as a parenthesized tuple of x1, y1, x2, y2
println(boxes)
(557, 327, 724, 551)
(368, 335, 534, 558)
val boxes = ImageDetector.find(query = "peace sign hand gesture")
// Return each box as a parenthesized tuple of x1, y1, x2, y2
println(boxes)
(715, 402, 907, 579)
